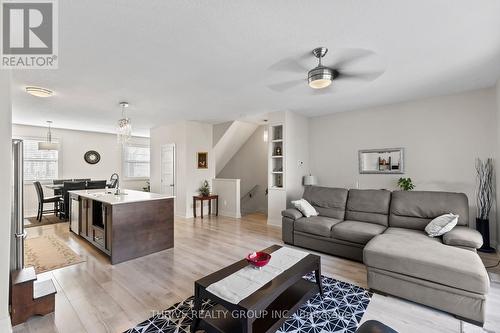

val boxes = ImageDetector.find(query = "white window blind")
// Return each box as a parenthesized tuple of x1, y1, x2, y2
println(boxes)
(123, 145, 150, 178)
(23, 139, 59, 181)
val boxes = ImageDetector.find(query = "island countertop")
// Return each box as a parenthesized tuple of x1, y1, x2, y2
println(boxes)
(68, 189, 174, 205)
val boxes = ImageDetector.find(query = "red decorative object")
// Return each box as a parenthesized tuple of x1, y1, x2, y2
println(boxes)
(246, 252, 271, 267)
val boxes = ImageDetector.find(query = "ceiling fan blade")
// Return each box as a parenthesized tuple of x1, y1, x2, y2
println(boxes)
(267, 79, 304, 92)
(329, 48, 376, 69)
(268, 57, 308, 73)
(336, 70, 384, 82)
(310, 87, 334, 95)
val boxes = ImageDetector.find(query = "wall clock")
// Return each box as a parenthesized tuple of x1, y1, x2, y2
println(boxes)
(84, 150, 101, 165)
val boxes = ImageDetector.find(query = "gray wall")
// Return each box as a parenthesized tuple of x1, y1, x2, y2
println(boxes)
(309, 88, 498, 246)
(217, 125, 268, 214)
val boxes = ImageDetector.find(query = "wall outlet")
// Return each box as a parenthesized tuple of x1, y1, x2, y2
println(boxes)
(223, 200, 227, 206)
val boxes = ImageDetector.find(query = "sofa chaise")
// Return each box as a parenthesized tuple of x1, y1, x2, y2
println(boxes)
(281, 186, 489, 325)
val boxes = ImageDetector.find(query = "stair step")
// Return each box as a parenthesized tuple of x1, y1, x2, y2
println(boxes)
(11, 267, 36, 285)
(33, 279, 56, 299)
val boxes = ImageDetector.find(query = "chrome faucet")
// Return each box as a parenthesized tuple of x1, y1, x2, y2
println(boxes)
(110, 173, 120, 195)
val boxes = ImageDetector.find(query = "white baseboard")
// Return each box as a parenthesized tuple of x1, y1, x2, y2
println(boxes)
(218, 210, 241, 219)
(0, 316, 12, 333)
(267, 218, 282, 227)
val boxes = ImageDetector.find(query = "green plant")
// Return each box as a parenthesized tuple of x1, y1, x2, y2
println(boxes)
(397, 177, 415, 191)
(198, 180, 210, 196)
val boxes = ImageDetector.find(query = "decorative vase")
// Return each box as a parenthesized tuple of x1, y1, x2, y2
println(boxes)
(476, 218, 495, 253)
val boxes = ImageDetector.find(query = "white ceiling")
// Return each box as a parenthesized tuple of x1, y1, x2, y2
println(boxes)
(11, 0, 500, 137)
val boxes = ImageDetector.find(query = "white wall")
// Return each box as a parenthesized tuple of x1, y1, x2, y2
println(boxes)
(12, 124, 149, 217)
(310, 88, 497, 244)
(150, 121, 214, 218)
(285, 111, 310, 206)
(217, 125, 268, 214)
(212, 179, 241, 218)
(185, 122, 215, 217)
(0, 72, 13, 332)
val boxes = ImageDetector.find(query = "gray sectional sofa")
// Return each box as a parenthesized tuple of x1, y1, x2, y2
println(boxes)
(281, 186, 489, 325)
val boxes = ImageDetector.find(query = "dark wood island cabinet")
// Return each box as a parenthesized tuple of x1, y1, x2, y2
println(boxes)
(69, 189, 174, 264)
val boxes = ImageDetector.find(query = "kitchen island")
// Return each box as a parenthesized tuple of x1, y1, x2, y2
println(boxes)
(69, 189, 174, 264)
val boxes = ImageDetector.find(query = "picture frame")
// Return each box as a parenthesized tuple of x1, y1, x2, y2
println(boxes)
(358, 148, 404, 174)
(197, 152, 208, 169)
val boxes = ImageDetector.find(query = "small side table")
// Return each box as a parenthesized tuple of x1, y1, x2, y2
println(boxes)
(193, 195, 218, 218)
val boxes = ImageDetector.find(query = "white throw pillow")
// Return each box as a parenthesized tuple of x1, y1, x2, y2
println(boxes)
(291, 199, 318, 218)
(425, 213, 459, 237)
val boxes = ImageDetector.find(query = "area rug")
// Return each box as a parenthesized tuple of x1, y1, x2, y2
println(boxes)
(25, 235, 85, 273)
(124, 273, 372, 333)
(25, 215, 65, 228)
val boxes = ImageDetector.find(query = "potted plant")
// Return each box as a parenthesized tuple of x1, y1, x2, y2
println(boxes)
(475, 158, 495, 253)
(198, 180, 210, 197)
(397, 177, 415, 191)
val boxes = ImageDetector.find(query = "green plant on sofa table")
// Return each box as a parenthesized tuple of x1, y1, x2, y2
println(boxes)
(397, 177, 415, 191)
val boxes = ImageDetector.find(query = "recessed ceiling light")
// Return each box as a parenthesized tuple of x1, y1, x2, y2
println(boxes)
(25, 86, 54, 98)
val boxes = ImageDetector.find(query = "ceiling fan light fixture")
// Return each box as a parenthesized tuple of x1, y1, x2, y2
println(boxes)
(308, 66, 334, 89)
(25, 86, 54, 98)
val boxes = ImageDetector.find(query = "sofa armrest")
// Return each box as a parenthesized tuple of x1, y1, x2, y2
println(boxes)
(281, 208, 303, 221)
(443, 226, 483, 249)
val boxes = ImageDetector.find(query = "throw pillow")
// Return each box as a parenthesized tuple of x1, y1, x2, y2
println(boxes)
(425, 213, 459, 237)
(291, 199, 318, 218)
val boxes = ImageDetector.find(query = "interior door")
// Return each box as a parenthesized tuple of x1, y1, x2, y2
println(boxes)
(161, 144, 175, 196)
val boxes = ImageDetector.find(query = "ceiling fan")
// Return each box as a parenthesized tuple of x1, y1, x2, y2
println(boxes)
(268, 47, 384, 93)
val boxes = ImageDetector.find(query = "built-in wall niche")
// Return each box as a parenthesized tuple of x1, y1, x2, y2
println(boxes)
(270, 124, 284, 188)
(358, 148, 404, 174)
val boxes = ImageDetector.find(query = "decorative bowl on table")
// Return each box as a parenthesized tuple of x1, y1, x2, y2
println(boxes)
(246, 252, 271, 268)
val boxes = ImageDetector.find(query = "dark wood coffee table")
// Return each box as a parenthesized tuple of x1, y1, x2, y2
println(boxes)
(191, 244, 322, 333)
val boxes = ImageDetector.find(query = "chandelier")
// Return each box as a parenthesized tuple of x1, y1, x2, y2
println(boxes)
(117, 101, 131, 144)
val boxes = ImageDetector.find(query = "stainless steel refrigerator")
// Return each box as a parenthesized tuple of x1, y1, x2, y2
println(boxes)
(11, 139, 25, 271)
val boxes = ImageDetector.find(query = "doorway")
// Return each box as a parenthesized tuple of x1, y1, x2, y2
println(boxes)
(161, 143, 176, 197)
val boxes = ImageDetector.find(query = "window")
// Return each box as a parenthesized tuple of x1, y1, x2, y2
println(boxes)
(23, 139, 59, 181)
(123, 144, 150, 179)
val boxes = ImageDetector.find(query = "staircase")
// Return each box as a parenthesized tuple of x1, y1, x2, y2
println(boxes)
(214, 120, 258, 174)
(10, 267, 56, 326)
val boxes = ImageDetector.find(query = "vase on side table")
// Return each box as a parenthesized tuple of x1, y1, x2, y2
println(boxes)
(476, 218, 495, 253)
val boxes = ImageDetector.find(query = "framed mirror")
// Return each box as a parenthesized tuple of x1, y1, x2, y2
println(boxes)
(359, 148, 404, 174)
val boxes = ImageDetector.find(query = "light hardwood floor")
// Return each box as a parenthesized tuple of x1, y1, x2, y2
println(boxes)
(13, 214, 500, 333)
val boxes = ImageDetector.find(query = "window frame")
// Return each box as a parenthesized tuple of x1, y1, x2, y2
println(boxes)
(19, 136, 62, 184)
(121, 143, 150, 180)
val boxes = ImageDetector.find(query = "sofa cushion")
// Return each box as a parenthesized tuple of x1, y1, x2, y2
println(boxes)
(332, 221, 386, 245)
(383, 227, 441, 243)
(389, 191, 469, 230)
(364, 233, 489, 294)
(291, 199, 318, 217)
(443, 226, 483, 249)
(345, 189, 391, 226)
(294, 216, 341, 237)
(302, 186, 348, 220)
(424, 213, 459, 237)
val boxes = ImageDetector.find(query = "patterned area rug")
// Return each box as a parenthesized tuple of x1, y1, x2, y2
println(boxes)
(25, 235, 85, 273)
(124, 273, 371, 333)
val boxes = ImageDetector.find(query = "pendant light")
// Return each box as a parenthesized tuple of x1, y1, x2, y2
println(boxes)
(38, 121, 60, 150)
(117, 101, 132, 144)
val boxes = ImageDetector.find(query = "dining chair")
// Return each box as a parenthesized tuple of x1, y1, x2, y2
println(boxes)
(86, 180, 107, 190)
(53, 179, 71, 196)
(60, 181, 86, 220)
(33, 181, 62, 221)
